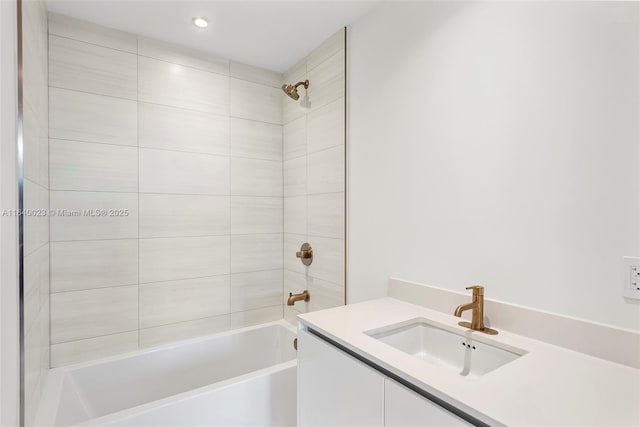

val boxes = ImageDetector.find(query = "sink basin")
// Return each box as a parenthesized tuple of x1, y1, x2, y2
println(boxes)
(365, 318, 524, 377)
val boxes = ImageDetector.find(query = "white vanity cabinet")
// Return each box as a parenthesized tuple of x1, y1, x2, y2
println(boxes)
(384, 379, 470, 426)
(298, 326, 473, 427)
(297, 328, 385, 426)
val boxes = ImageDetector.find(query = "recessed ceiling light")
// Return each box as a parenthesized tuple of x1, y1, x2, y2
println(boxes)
(193, 17, 208, 28)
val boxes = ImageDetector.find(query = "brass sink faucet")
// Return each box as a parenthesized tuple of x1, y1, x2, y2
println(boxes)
(454, 285, 498, 335)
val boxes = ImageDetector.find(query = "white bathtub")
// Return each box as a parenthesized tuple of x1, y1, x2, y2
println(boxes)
(36, 321, 297, 426)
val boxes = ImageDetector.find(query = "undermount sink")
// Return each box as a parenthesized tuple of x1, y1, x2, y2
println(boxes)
(365, 318, 524, 377)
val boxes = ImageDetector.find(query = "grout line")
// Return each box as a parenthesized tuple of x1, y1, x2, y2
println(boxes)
(23, 241, 49, 259)
(228, 68, 233, 324)
(51, 328, 140, 347)
(284, 141, 345, 162)
(49, 188, 287, 197)
(49, 136, 284, 163)
(46, 15, 53, 372)
(50, 282, 139, 295)
(48, 85, 283, 126)
(50, 268, 285, 295)
(136, 39, 141, 349)
(343, 26, 348, 306)
(50, 232, 286, 244)
(48, 32, 137, 55)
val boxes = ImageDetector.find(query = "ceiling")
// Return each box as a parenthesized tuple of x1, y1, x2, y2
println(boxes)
(45, 0, 380, 72)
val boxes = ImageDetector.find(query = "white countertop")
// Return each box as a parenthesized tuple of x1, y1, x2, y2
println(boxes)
(298, 297, 640, 426)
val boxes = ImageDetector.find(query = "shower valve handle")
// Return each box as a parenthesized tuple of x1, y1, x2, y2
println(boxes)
(296, 243, 313, 266)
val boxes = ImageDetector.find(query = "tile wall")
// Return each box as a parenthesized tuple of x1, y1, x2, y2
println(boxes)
(282, 29, 346, 322)
(47, 13, 285, 366)
(21, 0, 50, 424)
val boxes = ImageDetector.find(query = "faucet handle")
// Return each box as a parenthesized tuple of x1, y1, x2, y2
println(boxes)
(465, 285, 484, 295)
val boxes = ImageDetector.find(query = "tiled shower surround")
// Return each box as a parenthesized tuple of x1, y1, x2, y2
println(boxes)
(22, 0, 50, 423)
(47, 13, 346, 366)
(282, 30, 346, 323)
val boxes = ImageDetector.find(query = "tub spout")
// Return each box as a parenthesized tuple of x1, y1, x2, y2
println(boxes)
(287, 290, 309, 306)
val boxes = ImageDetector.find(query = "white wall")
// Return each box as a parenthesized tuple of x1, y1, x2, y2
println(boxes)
(348, 1, 640, 330)
(0, 0, 20, 425)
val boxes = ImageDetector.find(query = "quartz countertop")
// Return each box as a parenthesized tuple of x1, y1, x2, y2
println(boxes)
(298, 297, 640, 426)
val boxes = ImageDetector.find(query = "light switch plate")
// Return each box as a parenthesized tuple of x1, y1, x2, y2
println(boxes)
(622, 256, 640, 300)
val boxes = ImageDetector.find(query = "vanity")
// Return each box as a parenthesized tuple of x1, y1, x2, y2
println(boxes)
(297, 297, 640, 426)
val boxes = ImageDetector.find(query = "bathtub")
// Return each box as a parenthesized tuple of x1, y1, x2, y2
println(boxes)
(36, 321, 297, 426)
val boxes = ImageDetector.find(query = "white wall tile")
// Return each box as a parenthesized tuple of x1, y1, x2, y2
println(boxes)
(230, 270, 283, 312)
(24, 326, 42, 427)
(283, 307, 298, 326)
(283, 115, 306, 160)
(230, 197, 282, 234)
(50, 139, 138, 192)
(230, 305, 282, 329)
(50, 191, 138, 241)
(138, 56, 229, 114)
(139, 315, 230, 348)
(49, 88, 137, 146)
(308, 236, 345, 286)
(283, 60, 306, 88)
(22, 1, 48, 124)
(48, 13, 137, 53)
(307, 192, 344, 239)
(139, 194, 230, 238)
(284, 196, 307, 235)
(307, 145, 344, 195)
(307, 97, 345, 153)
(139, 148, 229, 195)
(51, 285, 138, 344)
(50, 331, 139, 367)
(23, 179, 48, 255)
(307, 276, 344, 311)
(306, 29, 345, 72)
(23, 243, 47, 305)
(284, 156, 306, 197)
(50, 239, 138, 293)
(230, 158, 282, 197)
(138, 37, 229, 75)
(231, 234, 283, 273)
(24, 245, 48, 335)
(284, 233, 309, 275)
(139, 236, 230, 283)
(49, 35, 137, 99)
(139, 102, 229, 156)
(22, 103, 48, 188)
(230, 78, 282, 124)
(23, 5, 48, 418)
(230, 62, 282, 88)
(140, 276, 230, 328)
(307, 50, 344, 111)
(229, 118, 282, 161)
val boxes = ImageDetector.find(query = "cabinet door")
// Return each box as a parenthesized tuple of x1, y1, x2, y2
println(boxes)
(385, 379, 471, 426)
(298, 328, 385, 427)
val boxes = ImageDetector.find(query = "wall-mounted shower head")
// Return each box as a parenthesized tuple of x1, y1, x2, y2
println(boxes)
(282, 80, 310, 100)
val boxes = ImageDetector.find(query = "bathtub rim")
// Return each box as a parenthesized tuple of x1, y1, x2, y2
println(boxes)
(36, 319, 297, 426)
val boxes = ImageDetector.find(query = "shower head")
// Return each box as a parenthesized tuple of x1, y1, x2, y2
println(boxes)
(282, 80, 309, 101)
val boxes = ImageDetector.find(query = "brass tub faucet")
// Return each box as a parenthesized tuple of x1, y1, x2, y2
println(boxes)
(287, 290, 310, 306)
(454, 285, 498, 335)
